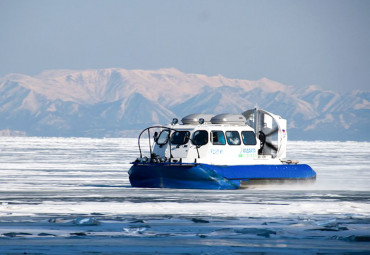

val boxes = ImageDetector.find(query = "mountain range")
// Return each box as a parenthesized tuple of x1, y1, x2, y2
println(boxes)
(0, 68, 369, 140)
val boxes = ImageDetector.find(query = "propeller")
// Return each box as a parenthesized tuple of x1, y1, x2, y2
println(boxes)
(265, 126, 278, 137)
(265, 141, 278, 152)
(242, 108, 285, 158)
(264, 126, 279, 152)
(258, 130, 278, 153)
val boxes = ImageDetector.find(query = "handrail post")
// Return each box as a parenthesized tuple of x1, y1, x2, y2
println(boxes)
(148, 129, 152, 157)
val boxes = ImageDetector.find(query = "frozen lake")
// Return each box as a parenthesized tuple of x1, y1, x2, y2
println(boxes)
(0, 137, 369, 254)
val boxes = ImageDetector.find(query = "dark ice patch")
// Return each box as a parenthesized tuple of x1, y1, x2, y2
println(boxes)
(234, 228, 277, 238)
(91, 212, 104, 216)
(346, 235, 370, 242)
(3, 232, 32, 237)
(70, 232, 87, 236)
(130, 219, 147, 223)
(308, 227, 349, 232)
(38, 232, 56, 237)
(191, 218, 210, 223)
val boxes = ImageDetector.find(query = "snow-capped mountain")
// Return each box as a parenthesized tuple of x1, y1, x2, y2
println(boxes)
(0, 68, 368, 140)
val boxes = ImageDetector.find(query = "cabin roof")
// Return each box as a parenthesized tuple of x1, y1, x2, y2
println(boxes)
(169, 123, 255, 131)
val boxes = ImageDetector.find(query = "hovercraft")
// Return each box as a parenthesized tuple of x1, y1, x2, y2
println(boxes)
(128, 108, 316, 189)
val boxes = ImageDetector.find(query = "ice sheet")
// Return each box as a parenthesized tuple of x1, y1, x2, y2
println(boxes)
(0, 137, 369, 254)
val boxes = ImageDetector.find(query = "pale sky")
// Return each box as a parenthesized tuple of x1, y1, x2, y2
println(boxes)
(1, 0, 369, 93)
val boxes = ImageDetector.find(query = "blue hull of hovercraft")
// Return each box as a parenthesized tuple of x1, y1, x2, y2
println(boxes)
(128, 163, 316, 190)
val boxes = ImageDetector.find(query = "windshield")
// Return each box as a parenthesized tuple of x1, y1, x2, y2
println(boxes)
(170, 131, 190, 145)
(192, 130, 208, 146)
(156, 130, 169, 145)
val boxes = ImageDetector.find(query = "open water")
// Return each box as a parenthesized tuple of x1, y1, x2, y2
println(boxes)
(0, 137, 369, 254)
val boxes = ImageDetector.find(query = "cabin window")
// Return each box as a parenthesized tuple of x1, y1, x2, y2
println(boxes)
(192, 130, 208, 146)
(226, 131, 241, 145)
(211, 131, 226, 145)
(241, 131, 257, 145)
(157, 130, 169, 145)
(170, 131, 190, 145)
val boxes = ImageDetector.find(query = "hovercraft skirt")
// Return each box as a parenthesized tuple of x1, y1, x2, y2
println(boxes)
(128, 163, 316, 190)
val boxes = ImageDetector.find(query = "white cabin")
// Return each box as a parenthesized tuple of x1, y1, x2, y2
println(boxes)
(152, 110, 287, 166)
